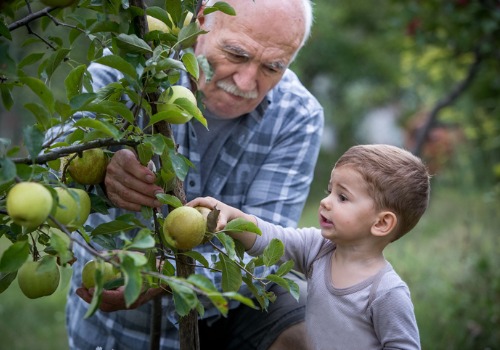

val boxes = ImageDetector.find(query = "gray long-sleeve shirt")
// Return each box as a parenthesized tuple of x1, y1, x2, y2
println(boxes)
(248, 218, 421, 350)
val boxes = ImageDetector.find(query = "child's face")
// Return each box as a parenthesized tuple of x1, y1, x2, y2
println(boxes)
(318, 166, 378, 243)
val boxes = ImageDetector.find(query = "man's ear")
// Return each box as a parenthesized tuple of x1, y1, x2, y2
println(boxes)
(371, 211, 397, 237)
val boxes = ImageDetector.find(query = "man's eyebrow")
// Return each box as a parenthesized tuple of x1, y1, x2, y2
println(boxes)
(222, 44, 250, 57)
(267, 61, 286, 71)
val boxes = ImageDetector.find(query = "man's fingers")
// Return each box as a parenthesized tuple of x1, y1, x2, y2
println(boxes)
(105, 149, 163, 209)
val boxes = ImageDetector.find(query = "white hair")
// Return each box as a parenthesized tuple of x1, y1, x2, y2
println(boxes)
(204, 0, 314, 49)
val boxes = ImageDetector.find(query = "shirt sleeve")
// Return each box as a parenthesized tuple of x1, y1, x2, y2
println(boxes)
(247, 217, 324, 275)
(371, 286, 421, 350)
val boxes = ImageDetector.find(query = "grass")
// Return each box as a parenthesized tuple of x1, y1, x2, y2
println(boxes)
(1, 182, 499, 349)
(0, 249, 70, 350)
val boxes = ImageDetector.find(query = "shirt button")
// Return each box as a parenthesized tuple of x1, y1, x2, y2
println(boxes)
(189, 180, 196, 187)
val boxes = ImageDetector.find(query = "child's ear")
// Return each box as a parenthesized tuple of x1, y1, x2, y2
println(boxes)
(371, 211, 397, 237)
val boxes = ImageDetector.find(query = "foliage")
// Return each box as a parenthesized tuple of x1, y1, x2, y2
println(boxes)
(0, 0, 297, 331)
(293, 0, 500, 195)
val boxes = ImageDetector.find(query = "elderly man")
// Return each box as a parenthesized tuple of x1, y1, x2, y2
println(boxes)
(67, 0, 324, 349)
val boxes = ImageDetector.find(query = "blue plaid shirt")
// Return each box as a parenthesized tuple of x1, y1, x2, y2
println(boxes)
(65, 61, 324, 349)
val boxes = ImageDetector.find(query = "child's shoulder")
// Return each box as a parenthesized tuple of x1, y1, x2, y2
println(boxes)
(369, 263, 412, 306)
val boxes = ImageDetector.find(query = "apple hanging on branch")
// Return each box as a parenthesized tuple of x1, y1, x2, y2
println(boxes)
(17, 255, 61, 299)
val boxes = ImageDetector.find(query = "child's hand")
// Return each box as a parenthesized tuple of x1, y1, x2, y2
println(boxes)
(186, 196, 256, 232)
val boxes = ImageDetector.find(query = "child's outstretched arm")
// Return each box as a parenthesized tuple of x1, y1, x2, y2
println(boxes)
(187, 196, 258, 250)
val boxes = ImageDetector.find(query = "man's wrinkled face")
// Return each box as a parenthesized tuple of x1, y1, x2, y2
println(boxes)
(194, 1, 304, 119)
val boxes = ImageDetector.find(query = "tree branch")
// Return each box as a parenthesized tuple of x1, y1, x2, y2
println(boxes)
(8, 6, 59, 31)
(412, 47, 483, 156)
(13, 138, 140, 164)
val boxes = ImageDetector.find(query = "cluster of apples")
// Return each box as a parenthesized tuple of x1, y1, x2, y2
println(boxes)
(6, 148, 107, 231)
(5, 148, 108, 299)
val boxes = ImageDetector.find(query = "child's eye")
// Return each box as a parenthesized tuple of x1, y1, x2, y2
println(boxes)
(324, 188, 332, 195)
(338, 194, 348, 202)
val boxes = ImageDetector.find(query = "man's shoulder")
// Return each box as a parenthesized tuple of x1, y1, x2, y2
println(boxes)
(269, 69, 321, 112)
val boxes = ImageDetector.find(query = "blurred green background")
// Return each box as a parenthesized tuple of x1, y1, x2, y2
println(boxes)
(1, 0, 499, 349)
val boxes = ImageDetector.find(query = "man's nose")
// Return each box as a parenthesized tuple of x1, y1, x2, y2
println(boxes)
(232, 63, 259, 92)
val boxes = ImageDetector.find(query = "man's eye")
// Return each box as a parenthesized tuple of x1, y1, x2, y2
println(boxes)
(226, 52, 247, 62)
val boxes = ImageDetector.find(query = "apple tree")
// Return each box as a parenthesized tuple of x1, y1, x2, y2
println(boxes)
(0, 0, 299, 348)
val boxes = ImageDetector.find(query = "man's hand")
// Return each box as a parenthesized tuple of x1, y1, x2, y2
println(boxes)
(75, 285, 165, 312)
(105, 149, 164, 211)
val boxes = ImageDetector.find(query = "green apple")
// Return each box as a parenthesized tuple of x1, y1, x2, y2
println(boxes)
(66, 148, 108, 185)
(6, 182, 53, 229)
(71, 188, 91, 228)
(81, 259, 120, 289)
(49, 187, 91, 230)
(157, 86, 198, 124)
(195, 206, 212, 243)
(17, 256, 60, 299)
(40, 0, 77, 8)
(162, 206, 206, 250)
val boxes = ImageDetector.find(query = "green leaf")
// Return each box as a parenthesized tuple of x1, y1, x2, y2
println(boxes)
(148, 106, 188, 126)
(181, 51, 199, 80)
(216, 232, 236, 260)
(0, 19, 12, 40)
(222, 291, 257, 309)
(127, 229, 155, 250)
(0, 240, 29, 273)
(146, 6, 171, 25)
(115, 34, 153, 55)
(25, 103, 50, 129)
(91, 220, 140, 236)
(219, 253, 242, 292)
(18, 53, 45, 69)
(19, 76, 55, 114)
(0, 85, 14, 111)
(225, 218, 262, 235)
(169, 279, 198, 317)
(205, 292, 229, 316)
(80, 101, 134, 124)
(45, 48, 71, 80)
(22, 125, 45, 161)
(137, 143, 154, 166)
(283, 276, 300, 301)
(121, 255, 144, 308)
(197, 55, 213, 82)
(177, 23, 202, 49)
(275, 259, 294, 277)
(156, 193, 182, 208)
(84, 279, 104, 318)
(203, 1, 236, 16)
(73, 118, 121, 139)
(262, 238, 284, 267)
(169, 149, 192, 180)
(65, 65, 86, 100)
(94, 54, 138, 79)
(0, 158, 17, 185)
(49, 232, 73, 266)
(182, 250, 209, 268)
(266, 274, 289, 291)
(242, 274, 267, 309)
(0, 272, 17, 294)
(69, 92, 97, 110)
